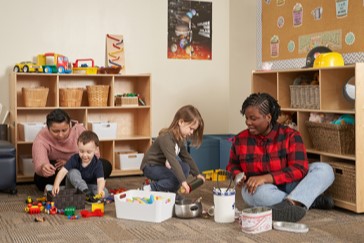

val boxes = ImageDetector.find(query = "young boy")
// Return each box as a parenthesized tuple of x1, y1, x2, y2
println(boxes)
(52, 130, 109, 202)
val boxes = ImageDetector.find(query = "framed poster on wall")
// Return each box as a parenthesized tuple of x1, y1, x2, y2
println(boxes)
(167, 0, 212, 60)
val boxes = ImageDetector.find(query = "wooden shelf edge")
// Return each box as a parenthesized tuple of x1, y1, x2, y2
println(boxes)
(16, 176, 33, 183)
(111, 170, 143, 177)
(306, 149, 355, 160)
(281, 108, 355, 114)
(333, 199, 360, 213)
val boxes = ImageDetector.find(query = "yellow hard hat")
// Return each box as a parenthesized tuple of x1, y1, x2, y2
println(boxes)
(313, 52, 344, 68)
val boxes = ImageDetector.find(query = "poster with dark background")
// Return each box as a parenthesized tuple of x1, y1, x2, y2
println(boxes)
(168, 0, 212, 60)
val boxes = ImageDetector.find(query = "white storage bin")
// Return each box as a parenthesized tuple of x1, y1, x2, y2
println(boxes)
(19, 155, 34, 176)
(116, 152, 144, 170)
(18, 122, 46, 142)
(89, 122, 117, 139)
(114, 190, 176, 223)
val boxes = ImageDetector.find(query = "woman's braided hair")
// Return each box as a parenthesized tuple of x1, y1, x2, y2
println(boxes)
(240, 93, 281, 126)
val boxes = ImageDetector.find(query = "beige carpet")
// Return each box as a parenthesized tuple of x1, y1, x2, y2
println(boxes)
(0, 176, 364, 243)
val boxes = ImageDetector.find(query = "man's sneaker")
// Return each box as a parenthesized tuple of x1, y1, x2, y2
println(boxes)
(271, 199, 306, 222)
(311, 194, 334, 210)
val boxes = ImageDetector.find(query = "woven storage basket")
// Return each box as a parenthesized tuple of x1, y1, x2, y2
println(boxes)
(115, 96, 138, 107)
(86, 85, 109, 106)
(59, 88, 84, 107)
(22, 87, 49, 107)
(305, 121, 355, 155)
(290, 85, 319, 109)
(326, 161, 356, 203)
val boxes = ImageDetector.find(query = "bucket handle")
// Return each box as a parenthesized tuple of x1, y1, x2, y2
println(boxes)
(216, 170, 233, 193)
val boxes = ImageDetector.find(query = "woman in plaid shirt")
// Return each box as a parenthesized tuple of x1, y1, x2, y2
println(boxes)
(227, 93, 335, 222)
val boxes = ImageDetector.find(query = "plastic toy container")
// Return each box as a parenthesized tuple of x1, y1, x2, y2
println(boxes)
(18, 122, 46, 142)
(89, 122, 117, 139)
(114, 190, 176, 223)
(19, 155, 34, 176)
(116, 151, 144, 170)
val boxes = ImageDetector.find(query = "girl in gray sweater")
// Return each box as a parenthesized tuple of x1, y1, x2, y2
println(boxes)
(140, 105, 205, 195)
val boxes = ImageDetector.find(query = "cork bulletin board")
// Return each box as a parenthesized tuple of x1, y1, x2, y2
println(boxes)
(261, 0, 364, 63)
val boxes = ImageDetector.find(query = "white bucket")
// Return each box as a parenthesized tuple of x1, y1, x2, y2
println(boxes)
(213, 188, 235, 223)
(240, 207, 272, 234)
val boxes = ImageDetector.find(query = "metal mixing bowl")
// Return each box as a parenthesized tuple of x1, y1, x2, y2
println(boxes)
(174, 198, 202, 219)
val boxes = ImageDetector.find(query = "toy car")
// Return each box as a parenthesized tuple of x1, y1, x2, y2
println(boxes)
(13, 61, 43, 73)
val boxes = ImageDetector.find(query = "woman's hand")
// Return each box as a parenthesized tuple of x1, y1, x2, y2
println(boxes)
(245, 174, 273, 194)
(42, 163, 56, 177)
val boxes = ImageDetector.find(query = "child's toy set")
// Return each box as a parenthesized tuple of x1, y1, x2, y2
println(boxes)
(13, 34, 125, 75)
(114, 190, 176, 223)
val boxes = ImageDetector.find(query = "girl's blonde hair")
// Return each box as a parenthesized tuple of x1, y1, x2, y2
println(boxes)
(160, 105, 204, 147)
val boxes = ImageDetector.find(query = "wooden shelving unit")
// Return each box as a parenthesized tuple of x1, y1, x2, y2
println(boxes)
(9, 73, 151, 182)
(252, 64, 363, 213)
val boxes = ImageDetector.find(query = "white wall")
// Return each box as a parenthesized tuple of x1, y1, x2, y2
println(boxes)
(229, 0, 257, 134)
(0, 0, 256, 136)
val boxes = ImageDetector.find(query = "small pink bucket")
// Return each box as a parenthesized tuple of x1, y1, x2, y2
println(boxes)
(239, 207, 272, 234)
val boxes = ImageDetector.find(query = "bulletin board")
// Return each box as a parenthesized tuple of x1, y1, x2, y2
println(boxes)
(262, 0, 364, 62)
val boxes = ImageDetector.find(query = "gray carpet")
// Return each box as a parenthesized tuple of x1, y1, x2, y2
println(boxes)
(0, 176, 363, 242)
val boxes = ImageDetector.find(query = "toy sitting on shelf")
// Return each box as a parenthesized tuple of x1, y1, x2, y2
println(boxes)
(277, 112, 297, 130)
(72, 58, 98, 74)
(115, 93, 145, 106)
(308, 113, 354, 125)
(97, 66, 122, 74)
(331, 114, 355, 125)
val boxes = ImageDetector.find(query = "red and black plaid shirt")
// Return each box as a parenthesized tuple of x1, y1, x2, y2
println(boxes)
(226, 124, 308, 185)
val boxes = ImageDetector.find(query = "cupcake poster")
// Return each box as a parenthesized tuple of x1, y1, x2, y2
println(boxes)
(270, 35, 280, 57)
(292, 3, 303, 27)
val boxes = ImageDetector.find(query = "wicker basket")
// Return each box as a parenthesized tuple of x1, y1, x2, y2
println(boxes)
(305, 121, 355, 155)
(59, 88, 84, 107)
(290, 85, 319, 109)
(86, 85, 109, 106)
(22, 87, 49, 107)
(326, 161, 356, 203)
(115, 96, 138, 107)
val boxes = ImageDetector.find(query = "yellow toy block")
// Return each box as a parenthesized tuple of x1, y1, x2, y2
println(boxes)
(202, 170, 214, 180)
(91, 202, 104, 213)
(202, 169, 227, 181)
